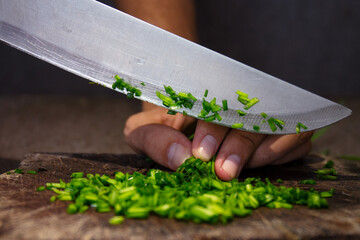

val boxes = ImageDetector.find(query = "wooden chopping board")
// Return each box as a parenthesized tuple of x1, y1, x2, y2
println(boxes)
(0, 153, 360, 240)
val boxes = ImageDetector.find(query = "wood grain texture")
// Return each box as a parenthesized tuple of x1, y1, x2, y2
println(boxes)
(0, 153, 360, 240)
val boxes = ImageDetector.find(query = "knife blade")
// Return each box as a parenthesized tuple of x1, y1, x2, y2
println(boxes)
(0, 0, 351, 134)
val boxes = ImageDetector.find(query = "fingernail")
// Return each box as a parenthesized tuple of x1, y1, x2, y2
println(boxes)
(196, 135, 217, 161)
(168, 143, 191, 170)
(222, 154, 241, 178)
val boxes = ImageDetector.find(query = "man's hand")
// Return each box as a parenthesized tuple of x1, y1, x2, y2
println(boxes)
(116, 0, 313, 180)
(125, 107, 313, 181)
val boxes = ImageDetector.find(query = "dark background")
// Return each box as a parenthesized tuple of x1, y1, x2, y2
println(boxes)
(1, 0, 359, 97)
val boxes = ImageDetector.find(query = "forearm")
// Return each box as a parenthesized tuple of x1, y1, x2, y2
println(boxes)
(114, 0, 198, 111)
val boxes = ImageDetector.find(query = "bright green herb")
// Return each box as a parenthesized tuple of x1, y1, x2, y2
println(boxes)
(314, 168, 337, 176)
(198, 97, 222, 121)
(222, 100, 228, 111)
(324, 160, 334, 168)
(36, 186, 46, 191)
(112, 75, 142, 98)
(260, 112, 267, 119)
(27, 170, 37, 174)
(231, 123, 244, 129)
(236, 110, 246, 116)
(276, 179, 284, 183)
(71, 172, 84, 178)
(182, 111, 188, 116)
(40, 157, 332, 225)
(317, 174, 338, 180)
(204, 89, 208, 97)
(141, 82, 145, 86)
(109, 216, 125, 225)
(253, 125, 260, 132)
(167, 110, 176, 115)
(296, 122, 308, 134)
(6, 172, 11, 175)
(157, 86, 197, 110)
(300, 180, 317, 185)
(267, 118, 285, 132)
(320, 189, 334, 198)
(14, 168, 23, 174)
(236, 91, 259, 110)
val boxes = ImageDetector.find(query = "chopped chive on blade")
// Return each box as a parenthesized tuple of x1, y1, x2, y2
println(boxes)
(232, 123, 244, 129)
(260, 112, 267, 119)
(253, 125, 260, 132)
(222, 100, 228, 111)
(167, 110, 177, 115)
(14, 168, 24, 174)
(299, 179, 317, 185)
(27, 170, 37, 174)
(296, 122, 308, 134)
(236, 110, 246, 116)
(204, 89, 208, 97)
(140, 82, 145, 86)
(36, 186, 46, 191)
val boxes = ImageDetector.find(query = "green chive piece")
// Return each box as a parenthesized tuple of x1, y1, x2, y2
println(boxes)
(167, 110, 177, 115)
(204, 89, 208, 97)
(71, 172, 84, 178)
(260, 112, 267, 119)
(182, 111, 188, 116)
(36, 186, 46, 191)
(112, 75, 142, 98)
(109, 216, 125, 225)
(320, 189, 334, 198)
(14, 168, 24, 174)
(244, 98, 259, 110)
(140, 82, 145, 86)
(222, 100, 228, 111)
(237, 110, 246, 116)
(6, 172, 11, 175)
(253, 125, 260, 132)
(27, 170, 37, 174)
(267, 118, 285, 132)
(314, 168, 337, 176)
(232, 123, 244, 129)
(204, 115, 216, 122)
(67, 204, 78, 214)
(214, 112, 222, 122)
(324, 160, 334, 168)
(299, 179, 317, 185)
(276, 179, 284, 183)
(50, 195, 57, 202)
(317, 174, 338, 180)
(296, 122, 308, 134)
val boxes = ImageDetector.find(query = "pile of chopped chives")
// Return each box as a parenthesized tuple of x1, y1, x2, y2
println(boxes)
(112, 75, 142, 98)
(39, 157, 332, 225)
(156, 85, 197, 111)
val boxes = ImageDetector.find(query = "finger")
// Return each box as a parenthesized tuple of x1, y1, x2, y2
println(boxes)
(271, 140, 312, 165)
(124, 107, 195, 137)
(246, 131, 313, 168)
(214, 130, 265, 181)
(192, 120, 229, 162)
(125, 123, 192, 170)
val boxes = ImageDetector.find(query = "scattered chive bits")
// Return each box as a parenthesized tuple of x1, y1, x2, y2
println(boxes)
(167, 110, 176, 115)
(296, 122, 308, 134)
(157, 85, 197, 110)
(236, 110, 246, 116)
(253, 125, 260, 132)
(38, 157, 332, 225)
(260, 112, 267, 119)
(315, 161, 338, 180)
(27, 170, 37, 174)
(140, 82, 145, 86)
(112, 75, 142, 98)
(36, 186, 46, 191)
(198, 97, 222, 122)
(267, 118, 285, 132)
(236, 91, 259, 110)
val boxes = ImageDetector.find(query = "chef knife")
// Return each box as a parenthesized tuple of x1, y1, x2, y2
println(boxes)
(0, 0, 351, 134)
